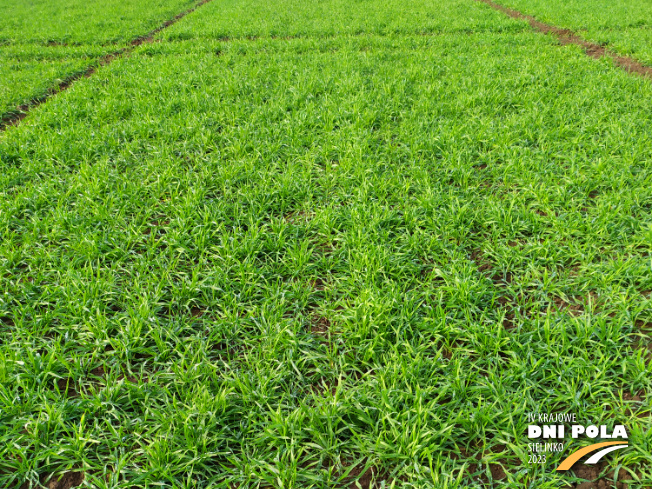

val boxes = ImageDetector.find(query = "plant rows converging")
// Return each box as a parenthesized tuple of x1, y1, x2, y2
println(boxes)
(0, 0, 200, 123)
(496, 0, 652, 66)
(0, 0, 651, 488)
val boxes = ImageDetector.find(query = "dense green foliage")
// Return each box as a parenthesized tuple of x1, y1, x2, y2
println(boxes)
(0, 0, 196, 121)
(501, 0, 652, 28)
(161, 0, 525, 40)
(2, 0, 652, 488)
(0, 44, 117, 116)
(0, 0, 195, 44)
(501, 0, 652, 65)
(3, 30, 652, 489)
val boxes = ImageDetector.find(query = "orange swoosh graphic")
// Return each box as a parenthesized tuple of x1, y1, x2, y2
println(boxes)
(556, 442, 628, 471)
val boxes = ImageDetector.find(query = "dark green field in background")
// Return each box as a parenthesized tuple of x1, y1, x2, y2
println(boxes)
(1, 1, 651, 488)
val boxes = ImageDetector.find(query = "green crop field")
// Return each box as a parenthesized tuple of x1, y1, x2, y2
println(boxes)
(159, 0, 524, 40)
(0, 44, 115, 118)
(1, 1, 651, 489)
(0, 0, 197, 44)
(499, 0, 652, 66)
(0, 0, 197, 122)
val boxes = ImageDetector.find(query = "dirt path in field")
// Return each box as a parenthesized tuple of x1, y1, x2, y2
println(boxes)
(0, 0, 214, 132)
(477, 0, 652, 79)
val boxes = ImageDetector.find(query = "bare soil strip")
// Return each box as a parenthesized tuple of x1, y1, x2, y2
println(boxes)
(477, 0, 652, 79)
(0, 51, 124, 131)
(0, 0, 214, 132)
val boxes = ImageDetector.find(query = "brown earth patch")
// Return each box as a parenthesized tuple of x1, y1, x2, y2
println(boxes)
(0, 316, 14, 327)
(89, 365, 106, 378)
(311, 315, 331, 336)
(623, 391, 644, 402)
(133, 351, 152, 361)
(210, 341, 229, 354)
(571, 462, 634, 489)
(342, 465, 394, 489)
(56, 378, 78, 398)
(441, 339, 464, 360)
(476, 443, 510, 482)
(190, 306, 206, 318)
(310, 277, 327, 291)
(449, 445, 510, 484)
(476, 0, 652, 80)
(118, 372, 149, 384)
(622, 390, 647, 417)
(471, 248, 493, 273)
(502, 310, 516, 330)
(486, 446, 509, 482)
(623, 390, 650, 418)
(507, 239, 523, 248)
(635, 319, 652, 331)
(573, 462, 603, 482)
(45, 40, 70, 47)
(46, 472, 84, 489)
(19, 471, 84, 489)
(348, 466, 376, 488)
(143, 218, 170, 236)
(1, 0, 217, 132)
(309, 378, 337, 397)
(315, 239, 338, 256)
(490, 463, 507, 480)
(492, 270, 514, 285)
(553, 296, 585, 317)
(479, 179, 495, 190)
(495, 293, 524, 329)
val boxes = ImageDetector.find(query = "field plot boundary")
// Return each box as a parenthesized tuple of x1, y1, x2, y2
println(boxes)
(0, 0, 215, 133)
(477, 0, 652, 79)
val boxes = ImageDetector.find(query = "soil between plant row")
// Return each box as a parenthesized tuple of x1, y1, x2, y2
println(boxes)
(476, 0, 652, 79)
(0, 0, 216, 133)
(4, 0, 652, 135)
